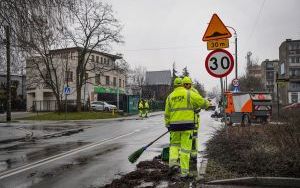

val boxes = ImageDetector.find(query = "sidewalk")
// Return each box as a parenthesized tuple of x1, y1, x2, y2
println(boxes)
(16, 111, 163, 124)
(0, 112, 36, 122)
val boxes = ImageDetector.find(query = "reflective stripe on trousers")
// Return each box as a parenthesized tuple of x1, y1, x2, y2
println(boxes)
(169, 130, 193, 175)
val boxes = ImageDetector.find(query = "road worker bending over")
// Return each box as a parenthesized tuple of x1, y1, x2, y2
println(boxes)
(165, 77, 208, 180)
(182, 76, 210, 177)
(138, 99, 149, 118)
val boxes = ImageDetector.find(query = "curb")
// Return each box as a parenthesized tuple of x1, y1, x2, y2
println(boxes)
(0, 128, 84, 146)
(207, 177, 300, 187)
(14, 111, 163, 123)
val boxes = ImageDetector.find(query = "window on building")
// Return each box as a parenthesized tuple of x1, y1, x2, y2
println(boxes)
(119, 79, 121, 87)
(101, 57, 103, 64)
(91, 55, 95, 62)
(266, 71, 274, 80)
(96, 56, 99, 63)
(291, 93, 298, 103)
(107, 59, 110, 65)
(71, 52, 75, 60)
(113, 77, 117, 86)
(290, 82, 300, 90)
(266, 62, 273, 69)
(104, 58, 106, 65)
(123, 80, 125, 88)
(289, 68, 300, 77)
(65, 71, 73, 82)
(105, 76, 110, 85)
(296, 56, 300, 63)
(95, 74, 100, 85)
(85, 73, 89, 81)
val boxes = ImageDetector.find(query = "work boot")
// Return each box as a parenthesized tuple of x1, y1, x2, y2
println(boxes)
(180, 174, 193, 182)
(190, 156, 197, 163)
(168, 165, 180, 176)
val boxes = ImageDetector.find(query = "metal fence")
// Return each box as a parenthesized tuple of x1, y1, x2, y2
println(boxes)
(32, 100, 88, 112)
(30, 98, 165, 113)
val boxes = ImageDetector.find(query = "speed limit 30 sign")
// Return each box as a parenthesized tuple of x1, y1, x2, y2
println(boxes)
(205, 49, 234, 78)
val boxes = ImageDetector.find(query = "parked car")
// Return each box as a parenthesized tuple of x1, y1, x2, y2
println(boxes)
(91, 101, 117, 111)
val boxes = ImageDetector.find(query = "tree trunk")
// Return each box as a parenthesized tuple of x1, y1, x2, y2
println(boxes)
(54, 93, 62, 113)
(76, 85, 82, 112)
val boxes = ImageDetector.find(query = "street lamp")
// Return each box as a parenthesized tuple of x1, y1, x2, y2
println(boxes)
(226, 26, 238, 79)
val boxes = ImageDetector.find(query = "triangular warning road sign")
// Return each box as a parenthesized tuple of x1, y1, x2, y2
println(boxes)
(202, 14, 232, 41)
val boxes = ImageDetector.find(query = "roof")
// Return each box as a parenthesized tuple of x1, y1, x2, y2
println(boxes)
(49, 47, 122, 60)
(145, 70, 171, 85)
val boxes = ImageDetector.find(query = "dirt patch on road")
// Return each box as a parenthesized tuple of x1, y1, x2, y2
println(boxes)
(101, 158, 197, 188)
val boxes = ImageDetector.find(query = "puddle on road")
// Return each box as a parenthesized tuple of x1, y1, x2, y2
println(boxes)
(26, 141, 89, 161)
(23, 143, 124, 188)
(0, 141, 90, 173)
(26, 125, 81, 132)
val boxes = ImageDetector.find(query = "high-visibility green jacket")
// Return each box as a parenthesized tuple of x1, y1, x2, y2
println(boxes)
(138, 101, 143, 110)
(164, 86, 207, 131)
(139, 101, 149, 110)
(190, 87, 210, 110)
(145, 102, 149, 109)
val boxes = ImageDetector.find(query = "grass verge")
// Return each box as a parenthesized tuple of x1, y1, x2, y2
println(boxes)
(19, 111, 121, 120)
(205, 109, 300, 180)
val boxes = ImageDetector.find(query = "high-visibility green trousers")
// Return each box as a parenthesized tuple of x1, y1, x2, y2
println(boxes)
(139, 109, 148, 117)
(191, 114, 200, 158)
(169, 130, 193, 176)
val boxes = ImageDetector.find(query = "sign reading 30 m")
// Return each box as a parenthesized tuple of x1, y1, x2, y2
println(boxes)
(205, 49, 234, 78)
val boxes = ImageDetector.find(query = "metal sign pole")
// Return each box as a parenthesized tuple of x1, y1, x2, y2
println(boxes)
(220, 78, 228, 137)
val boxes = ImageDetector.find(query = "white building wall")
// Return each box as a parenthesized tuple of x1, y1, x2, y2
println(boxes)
(26, 49, 125, 111)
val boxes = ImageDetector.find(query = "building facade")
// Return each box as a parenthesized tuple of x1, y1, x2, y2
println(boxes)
(278, 39, 300, 105)
(142, 70, 171, 100)
(26, 47, 126, 111)
(261, 59, 279, 100)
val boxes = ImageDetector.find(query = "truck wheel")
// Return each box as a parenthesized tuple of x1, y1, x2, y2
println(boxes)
(242, 114, 251, 126)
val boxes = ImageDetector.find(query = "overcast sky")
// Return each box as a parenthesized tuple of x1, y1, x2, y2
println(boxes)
(104, 0, 300, 91)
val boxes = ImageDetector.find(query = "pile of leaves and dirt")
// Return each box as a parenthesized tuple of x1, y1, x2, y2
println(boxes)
(101, 158, 195, 188)
(205, 109, 300, 181)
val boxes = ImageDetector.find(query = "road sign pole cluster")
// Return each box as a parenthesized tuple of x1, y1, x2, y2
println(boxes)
(202, 13, 236, 127)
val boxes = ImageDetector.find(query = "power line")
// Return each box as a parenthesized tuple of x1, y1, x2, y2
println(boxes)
(248, 0, 266, 42)
(122, 45, 201, 52)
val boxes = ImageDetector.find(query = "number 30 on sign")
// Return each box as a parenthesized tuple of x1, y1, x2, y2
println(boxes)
(205, 49, 234, 78)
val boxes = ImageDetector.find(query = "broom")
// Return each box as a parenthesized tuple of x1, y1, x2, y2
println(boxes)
(128, 130, 169, 163)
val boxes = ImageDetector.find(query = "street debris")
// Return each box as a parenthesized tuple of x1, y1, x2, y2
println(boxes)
(101, 158, 198, 188)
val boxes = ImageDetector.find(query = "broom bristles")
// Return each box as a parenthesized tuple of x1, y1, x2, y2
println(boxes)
(128, 147, 145, 163)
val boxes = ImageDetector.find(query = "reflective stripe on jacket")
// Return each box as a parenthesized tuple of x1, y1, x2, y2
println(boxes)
(164, 86, 205, 131)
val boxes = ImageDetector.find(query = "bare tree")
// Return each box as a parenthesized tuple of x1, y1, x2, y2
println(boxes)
(0, 0, 76, 111)
(63, 0, 123, 111)
(23, 17, 69, 111)
(193, 79, 206, 97)
(207, 86, 221, 102)
(133, 65, 147, 88)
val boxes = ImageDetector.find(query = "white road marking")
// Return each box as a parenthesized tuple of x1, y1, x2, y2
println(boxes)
(0, 129, 141, 180)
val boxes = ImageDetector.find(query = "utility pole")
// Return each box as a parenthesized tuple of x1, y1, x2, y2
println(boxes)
(65, 63, 69, 120)
(5, 26, 11, 122)
(226, 26, 238, 79)
(117, 61, 120, 110)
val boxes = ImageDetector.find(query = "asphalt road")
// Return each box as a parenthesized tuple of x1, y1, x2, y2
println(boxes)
(0, 111, 221, 188)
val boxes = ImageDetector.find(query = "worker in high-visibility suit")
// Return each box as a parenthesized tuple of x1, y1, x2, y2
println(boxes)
(138, 99, 144, 117)
(165, 77, 207, 179)
(144, 100, 149, 118)
(182, 77, 210, 176)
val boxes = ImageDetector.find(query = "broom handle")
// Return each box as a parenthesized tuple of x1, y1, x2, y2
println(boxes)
(144, 130, 169, 149)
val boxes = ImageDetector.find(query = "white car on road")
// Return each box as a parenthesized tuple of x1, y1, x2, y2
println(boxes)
(91, 101, 117, 111)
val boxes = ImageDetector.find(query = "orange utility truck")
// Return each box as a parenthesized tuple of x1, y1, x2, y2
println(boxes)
(224, 92, 272, 125)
